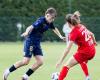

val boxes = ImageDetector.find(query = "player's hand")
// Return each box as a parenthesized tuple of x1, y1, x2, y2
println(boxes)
(21, 32, 28, 37)
(60, 36, 66, 41)
(62, 37, 66, 42)
(94, 42, 98, 46)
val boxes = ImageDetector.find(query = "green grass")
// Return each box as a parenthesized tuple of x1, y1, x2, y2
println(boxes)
(0, 42, 100, 80)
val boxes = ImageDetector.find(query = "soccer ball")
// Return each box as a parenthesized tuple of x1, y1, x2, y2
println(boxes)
(51, 72, 59, 80)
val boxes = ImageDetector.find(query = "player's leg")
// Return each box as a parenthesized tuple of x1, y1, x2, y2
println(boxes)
(13, 40, 32, 68)
(3, 57, 31, 80)
(22, 55, 43, 80)
(74, 50, 95, 80)
(22, 46, 44, 80)
(58, 56, 78, 80)
(3, 40, 32, 80)
(80, 61, 88, 77)
(80, 61, 91, 80)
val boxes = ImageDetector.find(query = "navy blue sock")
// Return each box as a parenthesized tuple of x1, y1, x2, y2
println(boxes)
(26, 68, 34, 76)
(9, 65, 16, 72)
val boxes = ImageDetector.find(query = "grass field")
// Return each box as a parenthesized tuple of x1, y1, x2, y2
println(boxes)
(0, 42, 100, 80)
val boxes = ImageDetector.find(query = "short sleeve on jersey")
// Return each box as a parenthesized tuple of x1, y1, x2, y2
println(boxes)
(32, 18, 43, 29)
(69, 30, 78, 42)
(49, 23, 55, 29)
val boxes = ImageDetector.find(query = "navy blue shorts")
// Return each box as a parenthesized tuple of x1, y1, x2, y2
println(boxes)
(23, 38, 43, 58)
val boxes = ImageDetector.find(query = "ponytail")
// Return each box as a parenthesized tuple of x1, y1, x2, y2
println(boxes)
(65, 13, 80, 26)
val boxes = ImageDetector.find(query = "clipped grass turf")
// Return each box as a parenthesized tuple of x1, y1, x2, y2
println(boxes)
(0, 42, 100, 80)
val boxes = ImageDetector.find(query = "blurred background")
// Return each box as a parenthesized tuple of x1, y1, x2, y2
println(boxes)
(0, 0, 100, 80)
(0, 0, 100, 42)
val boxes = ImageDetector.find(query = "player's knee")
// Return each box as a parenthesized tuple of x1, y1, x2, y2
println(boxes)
(65, 56, 78, 69)
(66, 65, 71, 69)
(64, 63, 73, 69)
(37, 60, 44, 66)
(22, 60, 29, 65)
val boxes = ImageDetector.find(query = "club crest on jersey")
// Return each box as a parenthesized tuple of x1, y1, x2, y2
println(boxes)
(30, 46, 33, 51)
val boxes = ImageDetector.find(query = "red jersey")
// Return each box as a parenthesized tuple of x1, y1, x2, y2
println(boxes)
(69, 24, 94, 51)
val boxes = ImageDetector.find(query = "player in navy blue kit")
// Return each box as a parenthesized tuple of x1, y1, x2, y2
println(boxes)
(3, 7, 65, 80)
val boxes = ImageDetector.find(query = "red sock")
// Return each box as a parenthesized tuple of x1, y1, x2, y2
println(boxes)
(58, 66, 69, 80)
(80, 62, 89, 77)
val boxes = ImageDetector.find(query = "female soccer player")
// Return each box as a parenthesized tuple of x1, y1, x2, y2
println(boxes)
(62, 11, 80, 45)
(56, 13, 97, 80)
(62, 11, 93, 80)
(3, 7, 65, 80)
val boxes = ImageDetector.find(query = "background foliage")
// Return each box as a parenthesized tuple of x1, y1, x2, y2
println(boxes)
(0, 0, 100, 41)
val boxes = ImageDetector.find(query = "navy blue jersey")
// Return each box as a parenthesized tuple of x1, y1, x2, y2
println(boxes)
(24, 17, 55, 57)
(28, 16, 55, 39)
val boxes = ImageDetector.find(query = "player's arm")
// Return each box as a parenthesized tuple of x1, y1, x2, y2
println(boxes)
(21, 25, 34, 37)
(53, 27, 66, 41)
(56, 41, 74, 68)
(89, 31, 97, 46)
(21, 18, 43, 37)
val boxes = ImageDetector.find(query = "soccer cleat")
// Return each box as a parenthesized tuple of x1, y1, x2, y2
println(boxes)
(86, 76, 91, 80)
(3, 69, 10, 80)
(22, 74, 29, 80)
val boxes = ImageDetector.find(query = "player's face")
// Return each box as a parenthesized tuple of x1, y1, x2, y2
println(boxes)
(45, 14, 55, 23)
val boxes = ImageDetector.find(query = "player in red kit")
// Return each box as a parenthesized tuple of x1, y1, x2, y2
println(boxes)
(62, 11, 94, 80)
(56, 13, 97, 80)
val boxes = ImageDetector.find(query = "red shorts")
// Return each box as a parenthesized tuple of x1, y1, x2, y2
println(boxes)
(73, 47, 96, 63)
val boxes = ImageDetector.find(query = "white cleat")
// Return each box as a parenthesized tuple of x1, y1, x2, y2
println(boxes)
(22, 74, 29, 80)
(3, 69, 10, 80)
(86, 76, 91, 80)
